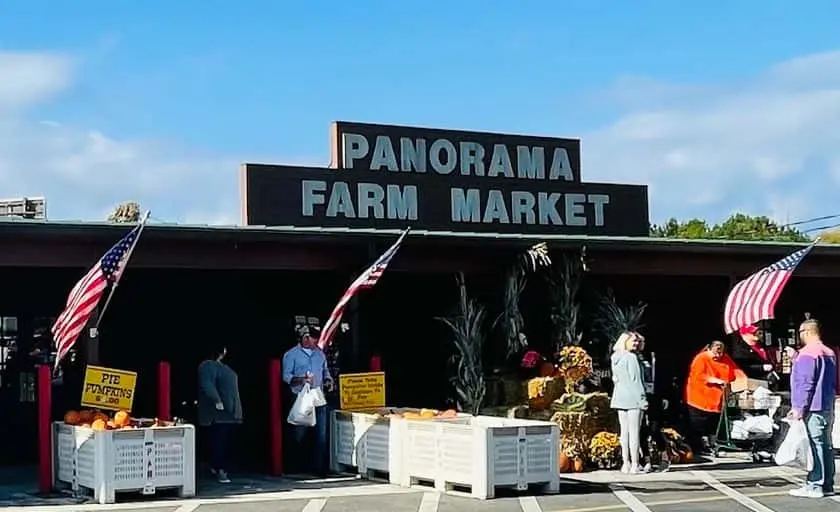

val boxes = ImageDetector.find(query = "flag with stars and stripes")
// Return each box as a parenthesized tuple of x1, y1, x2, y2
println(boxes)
(52, 222, 146, 368)
(318, 228, 410, 349)
(723, 241, 818, 334)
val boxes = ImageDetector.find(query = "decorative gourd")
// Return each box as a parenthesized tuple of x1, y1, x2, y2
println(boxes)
(63, 411, 81, 425)
(113, 410, 130, 427)
(91, 419, 107, 431)
(573, 457, 585, 472)
(558, 452, 571, 473)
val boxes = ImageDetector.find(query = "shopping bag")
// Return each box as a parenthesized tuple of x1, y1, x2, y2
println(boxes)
(774, 418, 813, 470)
(311, 387, 327, 407)
(287, 383, 317, 427)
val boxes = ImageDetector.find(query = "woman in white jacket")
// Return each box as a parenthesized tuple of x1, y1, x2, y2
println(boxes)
(610, 332, 648, 474)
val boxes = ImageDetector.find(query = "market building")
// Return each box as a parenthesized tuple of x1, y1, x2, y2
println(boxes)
(1, 121, 838, 470)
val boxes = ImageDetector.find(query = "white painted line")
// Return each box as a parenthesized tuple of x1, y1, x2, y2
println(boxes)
(6, 483, 420, 512)
(518, 495, 542, 512)
(772, 467, 840, 503)
(692, 470, 775, 512)
(301, 498, 327, 512)
(418, 492, 440, 512)
(173, 504, 201, 512)
(609, 484, 652, 512)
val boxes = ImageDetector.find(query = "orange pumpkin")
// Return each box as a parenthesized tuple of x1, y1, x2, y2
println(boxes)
(113, 410, 130, 427)
(539, 361, 557, 377)
(106, 420, 118, 430)
(91, 419, 107, 431)
(573, 457, 585, 473)
(92, 412, 109, 424)
(558, 452, 571, 473)
(682, 449, 694, 463)
(79, 410, 94, 424)
(64, 411, 81, 425)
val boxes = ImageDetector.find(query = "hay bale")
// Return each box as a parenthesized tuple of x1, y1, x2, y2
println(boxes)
(527, 377, 566, 411)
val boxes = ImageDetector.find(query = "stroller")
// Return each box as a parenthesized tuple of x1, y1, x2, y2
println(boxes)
(714, 388, 784, 462)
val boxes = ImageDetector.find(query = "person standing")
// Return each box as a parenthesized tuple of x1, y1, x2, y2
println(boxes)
(730, 324, 777, 380)
(282, 325, 335, 476)
(610, 332, 648, 474)
(636, 335, 669, 473)
(684, 341, 740, 456)
(787, 319, 837, 499)
(197, 344, 243, 484)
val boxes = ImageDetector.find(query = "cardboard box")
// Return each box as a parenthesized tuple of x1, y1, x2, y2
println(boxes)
(730, 378, 768, 393)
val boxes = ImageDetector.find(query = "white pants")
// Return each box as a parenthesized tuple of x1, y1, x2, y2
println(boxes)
(618, 409, 643, 468)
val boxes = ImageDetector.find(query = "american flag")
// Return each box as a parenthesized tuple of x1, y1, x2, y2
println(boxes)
(52, 224, 143, 368)
(318, 228, 410, 349)
(723, 242, 817, 334)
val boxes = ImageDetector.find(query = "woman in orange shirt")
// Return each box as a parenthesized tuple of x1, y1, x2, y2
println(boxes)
(684, 341, 742, 455)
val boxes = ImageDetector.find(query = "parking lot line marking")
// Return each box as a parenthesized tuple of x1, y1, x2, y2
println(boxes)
(547, 490, 791, 512)
(519, 495, 543, 512)
(418, 492, 440, 512)
(609, 484, 651, 512)
(173, 504, 200, 512)
(301, 498, 327, 512)
(772, 467, 840, 503)
(692, 470, 776, 512)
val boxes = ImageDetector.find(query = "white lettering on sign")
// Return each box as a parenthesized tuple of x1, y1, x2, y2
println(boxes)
(451, 188, 610, 226)
(301, 180, 418, 220)
(342, 132, 574, 181)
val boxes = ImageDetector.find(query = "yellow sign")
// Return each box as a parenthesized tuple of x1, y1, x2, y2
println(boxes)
(339, 371, 386, 410)
(81, 365, 137, 411)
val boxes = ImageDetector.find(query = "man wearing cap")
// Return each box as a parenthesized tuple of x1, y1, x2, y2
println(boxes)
(282, 324, 335, 476)
(730, 324, 777, 381)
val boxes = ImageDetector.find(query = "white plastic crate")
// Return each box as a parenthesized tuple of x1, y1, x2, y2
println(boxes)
(52, 422, 196, 504)
(329, 410, 404, 483)
(398, 416, 560, 499)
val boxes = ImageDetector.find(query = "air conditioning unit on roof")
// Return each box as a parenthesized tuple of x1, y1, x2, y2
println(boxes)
(0, 197, 47, 219)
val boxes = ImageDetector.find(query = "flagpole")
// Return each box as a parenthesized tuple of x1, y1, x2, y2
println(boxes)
(93, 210, 151, 330)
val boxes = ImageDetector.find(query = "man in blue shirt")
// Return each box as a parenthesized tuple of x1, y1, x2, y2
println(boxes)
(282, 325, 334, 476)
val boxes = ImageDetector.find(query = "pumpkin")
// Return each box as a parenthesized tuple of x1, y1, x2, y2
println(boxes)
(539, 361, 557, 377)
(573, 457, 585, 473)
(92, 412, 109, 423)
(106, 420, 118, 430)
(91, 419, 107, 431)
(64, 411, 81, 425)
(113, 410, 131, 427)
(79, 410, 94, 424)
(419, 408, 438, 418)
(438, 409, 457, 418)
(558, 452, 571, 473)
(682, 449, 694, 463)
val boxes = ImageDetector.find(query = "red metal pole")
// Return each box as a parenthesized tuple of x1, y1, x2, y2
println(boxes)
(269, 359, 283, 476)
(157, 362, 171, 421)
(370, 354, 382, 372)
(37, 364, 52, 495)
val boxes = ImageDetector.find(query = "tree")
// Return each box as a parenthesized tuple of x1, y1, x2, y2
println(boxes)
(650, 213, 809, 242)
(108, 201, 141, 223)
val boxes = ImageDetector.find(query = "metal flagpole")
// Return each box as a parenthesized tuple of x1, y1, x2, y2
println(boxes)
(93, 210, 152, 330)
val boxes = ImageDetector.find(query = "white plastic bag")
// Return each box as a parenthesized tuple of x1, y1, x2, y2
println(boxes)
(774, 418, 813, 470)
(287, 383, 317, 426)
(311, 387, 327, 407)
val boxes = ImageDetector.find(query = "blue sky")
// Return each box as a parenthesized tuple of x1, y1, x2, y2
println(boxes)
(1, 1, 840, 230)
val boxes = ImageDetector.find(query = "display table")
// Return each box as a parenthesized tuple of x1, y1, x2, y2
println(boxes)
(52, 422, 196, 504)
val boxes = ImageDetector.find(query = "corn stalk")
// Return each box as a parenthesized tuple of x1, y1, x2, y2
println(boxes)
(496, 243, 552, 360)
(546, 255, 584, 353)
(592, 288, 647, 362)
(437, 272, 488, 415)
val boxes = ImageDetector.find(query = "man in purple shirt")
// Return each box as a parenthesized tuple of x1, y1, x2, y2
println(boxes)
(788, 319, 837, 499)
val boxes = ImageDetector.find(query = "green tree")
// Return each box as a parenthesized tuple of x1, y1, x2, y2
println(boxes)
(650, 213, 809, 242)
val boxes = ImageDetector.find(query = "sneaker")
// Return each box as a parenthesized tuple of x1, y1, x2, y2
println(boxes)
(620, 464, 630, 474)
(628, 465, 643, 475)
(216, 470, 231, 484)
(788, 486, 823, 498)
(823, 489, 835, 497)
(642, 462, 652, 473)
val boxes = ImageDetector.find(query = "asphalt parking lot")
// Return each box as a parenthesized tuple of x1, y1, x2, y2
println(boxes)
(5, 460, 839, 512)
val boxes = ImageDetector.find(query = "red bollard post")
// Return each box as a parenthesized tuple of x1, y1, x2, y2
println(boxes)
(37, 364, 52, 495)
(157, 362, 171, 421)
(269, 359, 283, 476)
(370, 354, 382, 372)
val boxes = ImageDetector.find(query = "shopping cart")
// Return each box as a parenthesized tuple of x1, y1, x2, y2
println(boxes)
(714, 388, 782, 462)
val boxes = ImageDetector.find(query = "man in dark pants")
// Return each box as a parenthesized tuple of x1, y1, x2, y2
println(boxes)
(282, 325, 334, 476)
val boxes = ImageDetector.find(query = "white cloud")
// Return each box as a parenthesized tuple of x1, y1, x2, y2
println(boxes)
(0, 51, 266, 224)
(583, 49, 840, 231)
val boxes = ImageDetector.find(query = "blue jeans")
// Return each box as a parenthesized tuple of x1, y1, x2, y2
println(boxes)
(804, 411, 835, 493)
(292, 405, 329, 474)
